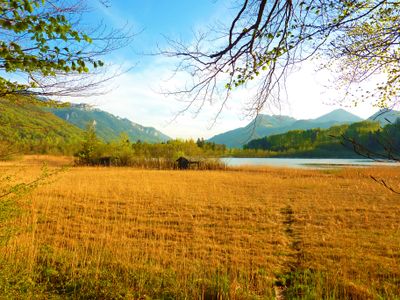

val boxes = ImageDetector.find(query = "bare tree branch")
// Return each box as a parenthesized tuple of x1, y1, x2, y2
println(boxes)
(162, 0, 399, 122)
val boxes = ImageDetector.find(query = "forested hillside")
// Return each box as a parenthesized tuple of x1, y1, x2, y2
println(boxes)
(0, 98, 84, 154)
(244, 121, 399, 158)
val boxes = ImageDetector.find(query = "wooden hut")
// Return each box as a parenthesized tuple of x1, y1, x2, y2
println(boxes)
(176, 156, 190, 169)
(175, 157, 201, 170)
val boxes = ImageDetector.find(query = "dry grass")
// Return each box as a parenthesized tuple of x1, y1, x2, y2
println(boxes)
(0, 156, 399, 299)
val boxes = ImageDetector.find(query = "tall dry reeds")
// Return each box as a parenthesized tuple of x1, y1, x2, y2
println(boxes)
(0, 156, 399, 298)
(75, 156, 227, 170)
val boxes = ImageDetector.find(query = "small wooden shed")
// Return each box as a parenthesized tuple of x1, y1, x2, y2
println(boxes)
(176, 156, 190, 169)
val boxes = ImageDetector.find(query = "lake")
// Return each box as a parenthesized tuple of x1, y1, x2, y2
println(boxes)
(221, 157, 399, 169)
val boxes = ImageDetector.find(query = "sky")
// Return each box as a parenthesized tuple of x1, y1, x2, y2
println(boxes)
(69, 0, 384, 139)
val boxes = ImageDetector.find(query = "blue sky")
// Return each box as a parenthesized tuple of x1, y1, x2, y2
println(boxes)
(105, 1, 222, 37)
(72, 0, 381, 139)
(92, 1, 229, 63)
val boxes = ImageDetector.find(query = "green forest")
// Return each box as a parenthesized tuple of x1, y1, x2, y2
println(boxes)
(244, 120, 400, 159)
(0, 97, 84, 156)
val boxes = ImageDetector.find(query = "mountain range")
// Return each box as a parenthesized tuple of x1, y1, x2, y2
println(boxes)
(2, 95, 399, 150)
(47, 104, 170, 143)
(208, 108, 400, 148)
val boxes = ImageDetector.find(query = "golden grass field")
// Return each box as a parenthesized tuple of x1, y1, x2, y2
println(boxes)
(0, 155, 399, 299)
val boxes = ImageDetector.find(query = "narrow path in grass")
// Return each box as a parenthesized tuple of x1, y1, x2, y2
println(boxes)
(274, 205, 304, 299)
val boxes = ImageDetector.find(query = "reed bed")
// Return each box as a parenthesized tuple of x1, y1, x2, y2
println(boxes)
(75, 156, 227, 170)
(0, 156, 399, 299)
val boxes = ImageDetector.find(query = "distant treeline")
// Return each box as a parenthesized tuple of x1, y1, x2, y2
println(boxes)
(74, 125, 227, 169)
(243, 120, 400, 158)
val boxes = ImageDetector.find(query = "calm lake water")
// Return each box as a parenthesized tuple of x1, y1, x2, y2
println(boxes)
(221, 157, 399, 169)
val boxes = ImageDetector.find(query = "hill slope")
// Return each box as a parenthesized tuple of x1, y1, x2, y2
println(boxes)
(0, 98, 84, 153)
(48, 104, 171, 143)
(208, 115, 297, 148)
(209, 109, 363, 148)
(368, 109, 400, 126)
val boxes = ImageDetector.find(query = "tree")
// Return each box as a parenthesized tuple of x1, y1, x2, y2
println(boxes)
(75, 122, 100, 165)
(325, 1, 399, 107)
(164, 0, 399, 118)
(0, 0, 131, 98)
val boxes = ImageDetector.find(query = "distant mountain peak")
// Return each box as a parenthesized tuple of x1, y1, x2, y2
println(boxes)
(312, 109, 363, 123)
(70, 103, 95, 111)
(251, 114, 297, 128)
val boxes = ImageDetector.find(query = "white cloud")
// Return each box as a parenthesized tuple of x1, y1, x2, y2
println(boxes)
(68, 54, 384, 140)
